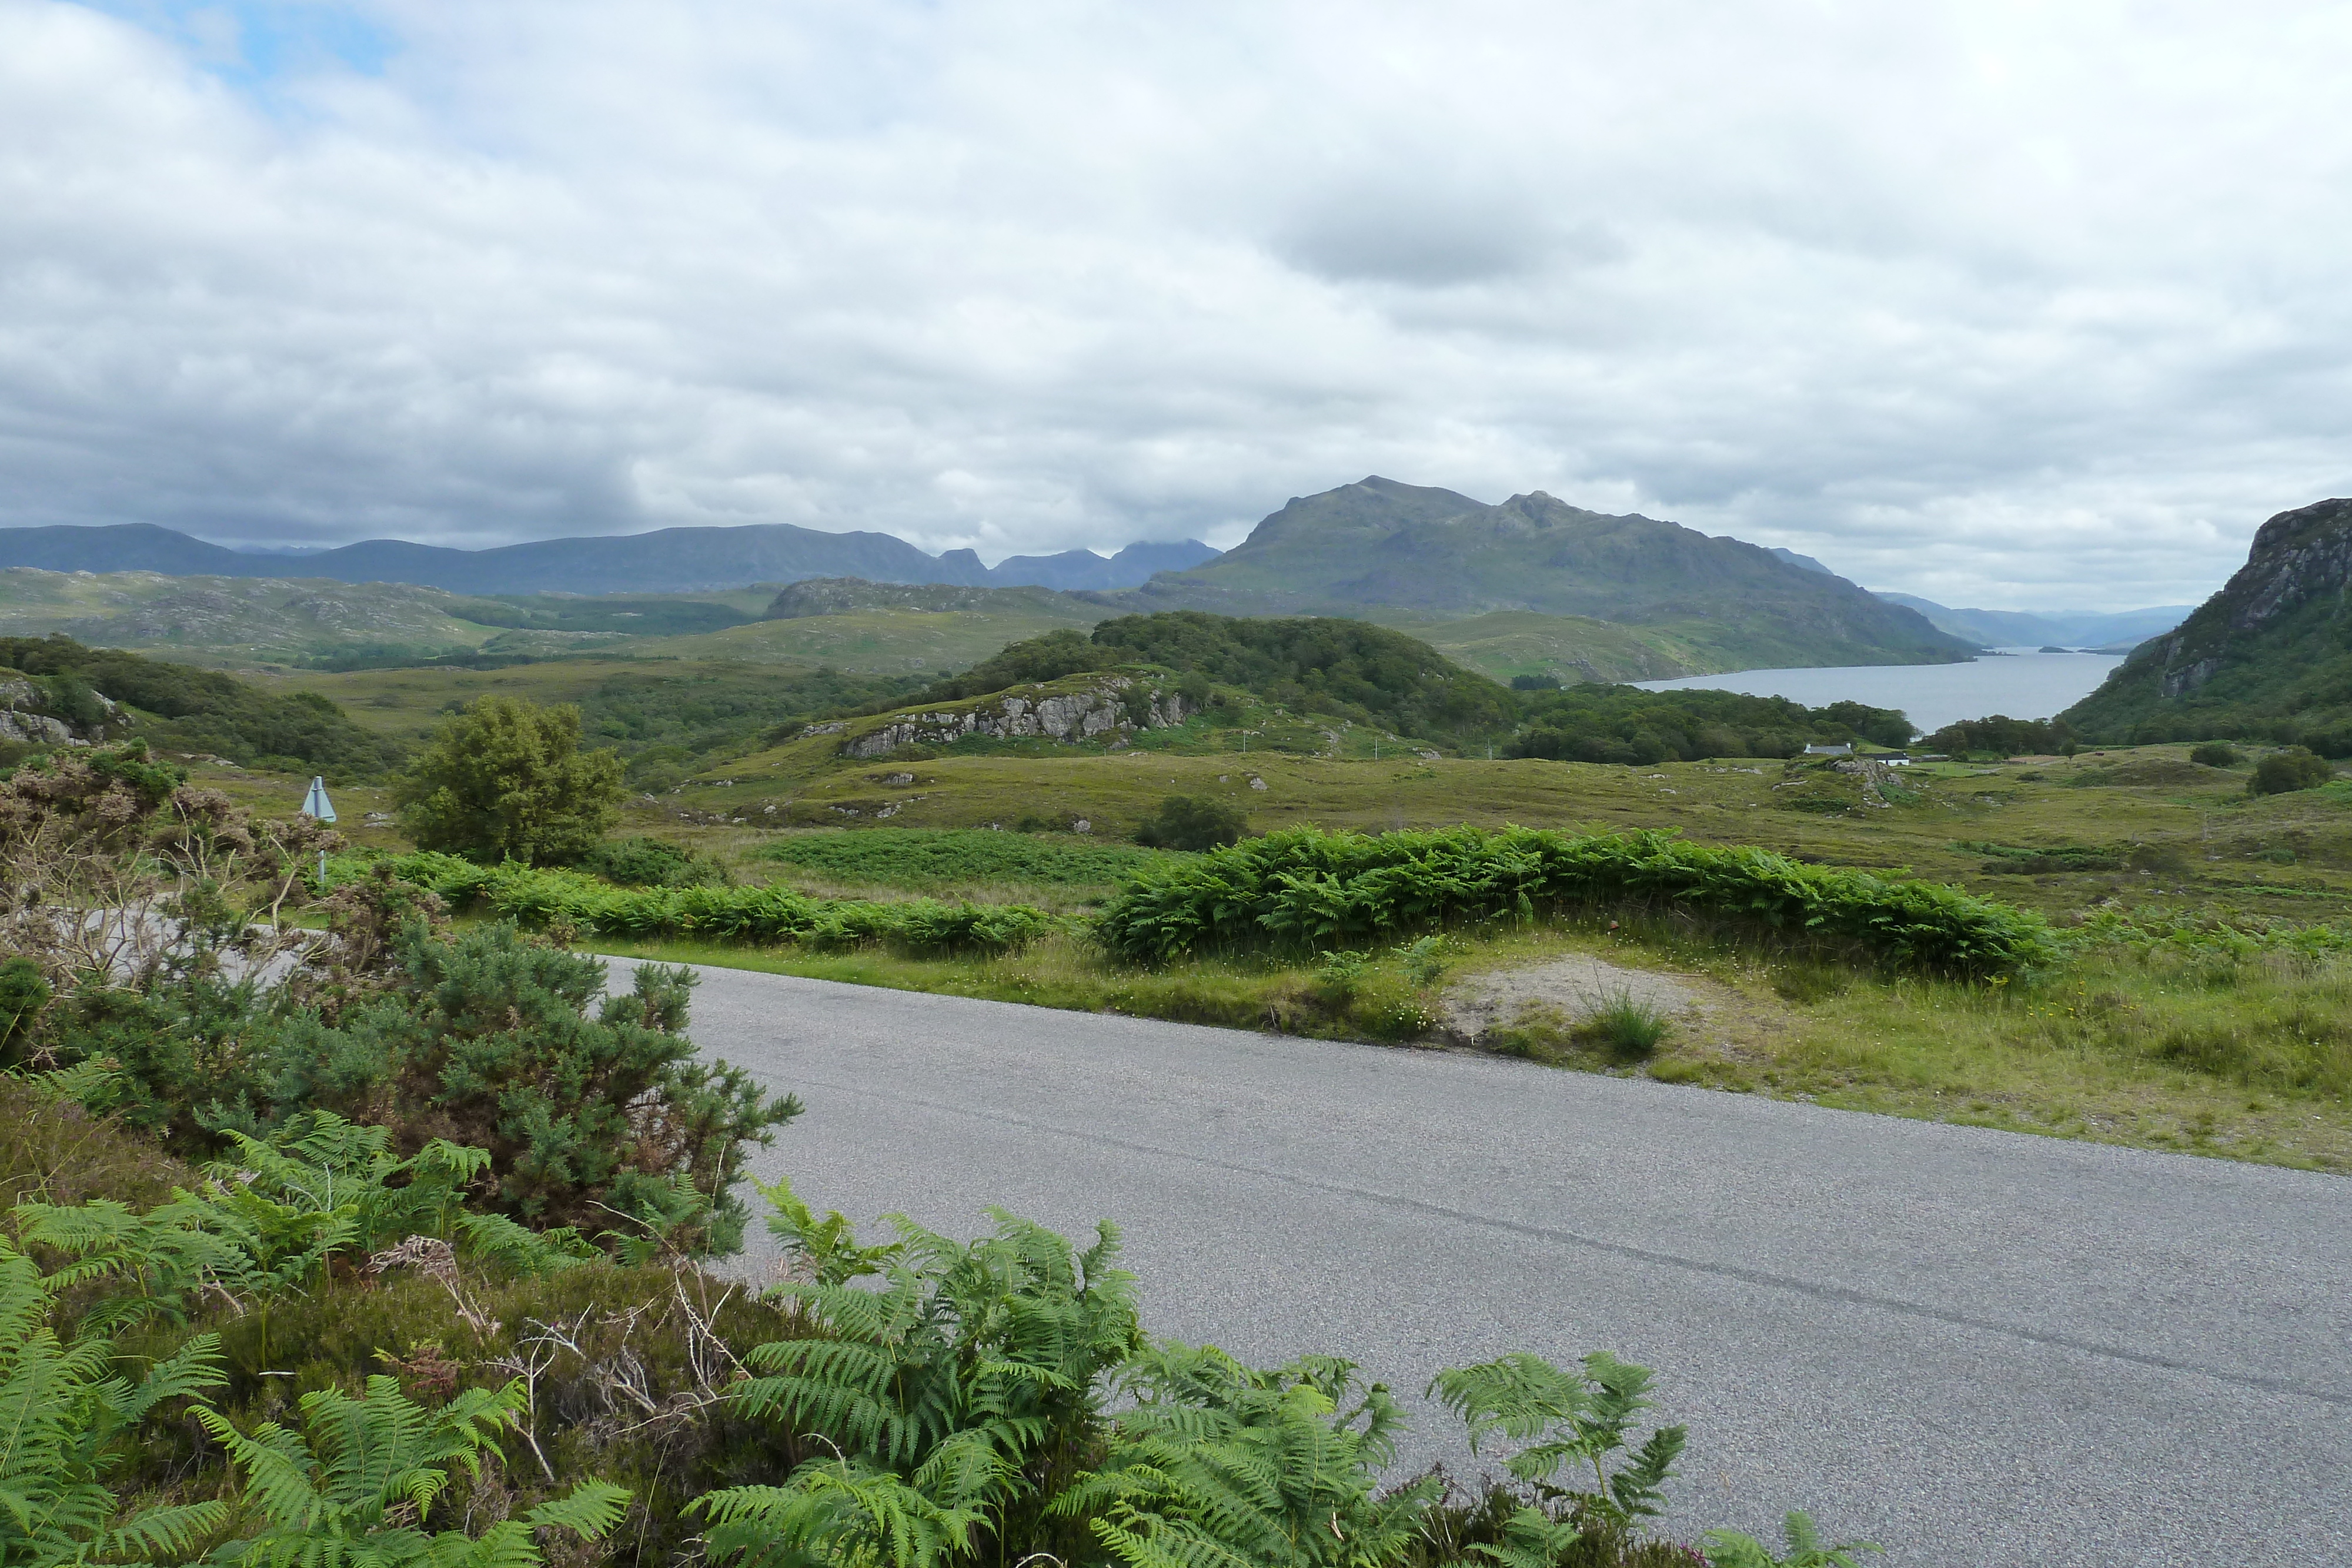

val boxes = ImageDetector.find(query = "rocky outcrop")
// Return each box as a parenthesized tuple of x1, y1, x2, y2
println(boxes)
(822, 674, 1189, 760)
(2134, 498, 2352, 697)
(0, 673, 123, 747)
(2060, 496, 2352, 740)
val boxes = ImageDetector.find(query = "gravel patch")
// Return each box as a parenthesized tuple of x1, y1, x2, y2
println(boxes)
(1438, 952, 1707, 1046)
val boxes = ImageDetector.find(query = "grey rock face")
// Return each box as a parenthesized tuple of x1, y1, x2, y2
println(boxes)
(840, 676, 1188, 759)
(0, 673, 104, 745)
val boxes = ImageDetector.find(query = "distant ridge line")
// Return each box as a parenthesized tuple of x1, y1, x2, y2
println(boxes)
(0, 521, 1220, 597)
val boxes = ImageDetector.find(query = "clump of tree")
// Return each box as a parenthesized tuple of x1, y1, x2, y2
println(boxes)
(1507, 687, 1911, 765)
(2249, 746, 2336, 795)
(1134, 794, 1249, 851)
(0, 634, 404, 776)
(1920, 714, 2079, 759)
(395, 694, 626, 865)
(911, 613, 1517, 745)
(2189, 741, 2241, 768)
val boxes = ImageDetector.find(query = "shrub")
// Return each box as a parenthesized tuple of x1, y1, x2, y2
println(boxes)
(2249, 746, 2334, 795)
(2189, 741, 2241, 768)
(1134, 794, 1248, 852)
(1096, 826, 2053, 977)
(394, 694, 626, 865)
(378, 851, 1053, 957)
(39, 918, 800, 1256)
(0, 957, 49, 1059)
(585, 834, 731, 888)
(760, 829, 1168, 889)
(242, 924, 800, 1251)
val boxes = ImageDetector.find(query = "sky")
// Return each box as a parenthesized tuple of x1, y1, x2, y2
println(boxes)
(4, 1, 2350, 610)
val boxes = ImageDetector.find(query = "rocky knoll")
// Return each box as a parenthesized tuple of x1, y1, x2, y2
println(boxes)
(0, 671, 126, 748)
(2061, 496, 2352, 747)
(805, 671, 1190, 760)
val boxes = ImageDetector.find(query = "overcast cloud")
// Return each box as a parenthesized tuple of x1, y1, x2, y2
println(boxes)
(3, 0, 2349, 608)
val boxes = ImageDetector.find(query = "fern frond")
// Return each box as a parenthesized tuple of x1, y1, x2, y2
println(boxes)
(1466, 1505, 1583, 1568)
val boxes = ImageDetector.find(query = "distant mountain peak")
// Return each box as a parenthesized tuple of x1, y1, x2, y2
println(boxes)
(1125, 479, 1972, 668)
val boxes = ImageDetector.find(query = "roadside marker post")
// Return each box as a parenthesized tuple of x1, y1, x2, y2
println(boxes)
(298, 776, 336, 888)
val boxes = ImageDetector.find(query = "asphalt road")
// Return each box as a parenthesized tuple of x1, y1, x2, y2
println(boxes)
(609, 958, 2352, 1567)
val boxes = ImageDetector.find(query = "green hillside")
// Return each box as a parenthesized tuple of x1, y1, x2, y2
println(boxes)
(911, 611, 1517, 744)
(1113, 476, 1974, 668)
(0, 634, 405, 775)
(2062, 497, 2352, 753)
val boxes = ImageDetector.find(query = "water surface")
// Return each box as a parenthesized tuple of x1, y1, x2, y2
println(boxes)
(1631, 648, 2123, 735)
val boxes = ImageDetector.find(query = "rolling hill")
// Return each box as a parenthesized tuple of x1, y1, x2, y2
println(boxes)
(1112, 477, 1974, 668)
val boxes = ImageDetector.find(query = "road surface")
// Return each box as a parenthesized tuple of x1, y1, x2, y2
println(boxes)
(609, 958, 2352, 1567)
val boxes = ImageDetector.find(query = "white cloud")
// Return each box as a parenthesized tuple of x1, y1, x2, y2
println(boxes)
(2, 0, 2349, 606)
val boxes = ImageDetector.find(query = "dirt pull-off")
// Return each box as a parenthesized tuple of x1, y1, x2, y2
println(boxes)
(1438, 952, 1709, 1047)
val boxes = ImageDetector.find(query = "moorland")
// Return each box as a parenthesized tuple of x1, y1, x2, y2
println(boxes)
(2, 484, 2347, 1566)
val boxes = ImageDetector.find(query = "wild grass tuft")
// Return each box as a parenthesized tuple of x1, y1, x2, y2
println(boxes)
(1576, 989, 1672, 1060)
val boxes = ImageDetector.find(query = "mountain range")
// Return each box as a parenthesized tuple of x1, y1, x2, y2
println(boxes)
(9, 479, 2209, 676)
(0, 521, 1218, 596)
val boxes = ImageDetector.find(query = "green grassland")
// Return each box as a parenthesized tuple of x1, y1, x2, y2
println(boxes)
(169, 721, 2352, 1171)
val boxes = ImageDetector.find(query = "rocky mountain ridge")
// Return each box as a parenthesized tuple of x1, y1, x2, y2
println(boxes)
(1110, 477, 1973, 668)
(2060, 497, 2352, 747)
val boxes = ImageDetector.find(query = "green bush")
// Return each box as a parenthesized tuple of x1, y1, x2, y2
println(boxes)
(42, 921, 799, 1255)
(760, 829, 1169, 889)
(585, 834, 732, 888)
(1134, 794, 1249, 852)
(2249, 746, 2334, 795)
(0, 956, 49, 1059)
(380, 851, 1053, 957)
(2189, 741, 2241, 768)
(1095, 826, 2053, 977)
(394, 694, 626, 865)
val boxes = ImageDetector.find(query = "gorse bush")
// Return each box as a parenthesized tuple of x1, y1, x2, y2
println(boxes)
(376, 850, 1054, 956)
(1097, 827, 2054, 977)
(31, 916, 799, 1257)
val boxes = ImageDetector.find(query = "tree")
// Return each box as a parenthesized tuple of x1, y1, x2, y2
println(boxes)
(395, 695, 624, 865)
(1134, 795, 1247, 851)
(2249, 745, 2334, 796)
